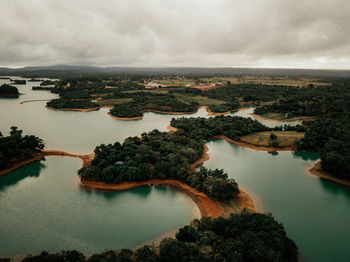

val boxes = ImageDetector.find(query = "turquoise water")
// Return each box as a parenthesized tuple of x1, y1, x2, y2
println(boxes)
(1, 78, 349, 261)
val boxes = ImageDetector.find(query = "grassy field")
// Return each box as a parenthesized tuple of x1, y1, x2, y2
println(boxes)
(97, 98, 133, 106)
(149, 76, 331, 88)
(174, 94, 226, 106)
(240, 131, 304, 148)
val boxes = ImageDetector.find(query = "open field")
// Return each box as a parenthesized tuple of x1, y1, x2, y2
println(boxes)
(174, 94, 226, 106)
(97, 98, 133, 106)
(240, 131, 304, 148)
(148, 75, 331, 88)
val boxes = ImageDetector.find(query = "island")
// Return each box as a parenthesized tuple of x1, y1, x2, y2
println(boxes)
(20, 213, 298, 262)
(0, 84, 20, 98)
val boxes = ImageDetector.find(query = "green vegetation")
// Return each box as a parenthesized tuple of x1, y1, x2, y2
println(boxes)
(110, 93, 199, 118)
(297, 118, 350, 180)
(11, 79, 26, 85)
(47, 98, 99, 109)
(78, 129, 238, 202)
(0, 127, 44, 171)
(240, 131, 304, 148)
(0, 84, 19, 97)
(170, 116, 269, 141)
(20, 213, 298, 262)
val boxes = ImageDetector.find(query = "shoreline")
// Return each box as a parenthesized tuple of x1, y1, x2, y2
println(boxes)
(211, 135, 294, 151)
(206, 106, 250, 116)
(46, 106, 101, 112)
(0, 150, 94, 176)
(309, 161, 350, 187)
(81, 178, 224, 218)
(20, 99, 51, 104)
(250, 113, 315, 122)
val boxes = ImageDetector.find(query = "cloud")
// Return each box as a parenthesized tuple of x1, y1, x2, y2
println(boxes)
(0, 0, 349, 68)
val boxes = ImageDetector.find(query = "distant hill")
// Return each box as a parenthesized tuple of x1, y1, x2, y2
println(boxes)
(0, 65, 349, 78)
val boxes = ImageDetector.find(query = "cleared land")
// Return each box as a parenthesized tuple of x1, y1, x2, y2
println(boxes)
(240, 131, 304, 148)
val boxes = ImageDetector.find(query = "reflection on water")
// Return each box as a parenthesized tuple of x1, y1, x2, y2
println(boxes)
(0, 160, 46, 193)
(293, 151, 320, 161)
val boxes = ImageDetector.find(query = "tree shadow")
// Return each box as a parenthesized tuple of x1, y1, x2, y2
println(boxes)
(0, 159, 46, 193)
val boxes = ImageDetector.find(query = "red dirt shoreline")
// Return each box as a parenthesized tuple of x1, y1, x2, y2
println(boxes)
(250, 113, 316, 122)
(309, 161, 350, 187)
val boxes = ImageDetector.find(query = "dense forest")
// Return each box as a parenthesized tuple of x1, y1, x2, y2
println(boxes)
(0, 127, 44, 171)
(20, 213, 298, 262)
(47, 98, 99, 109)
(110, 93, 199, 118)
(78, 129, 238, 202)
(0, 84, 19, 97)
(254, 82, 350, 118)
(297, 118, 350, 180)
(170, 115, 269, 141)
(79, 116, 271, 202)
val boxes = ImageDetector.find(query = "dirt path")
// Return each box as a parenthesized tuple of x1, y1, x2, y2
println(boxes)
(0, 150, 94, 176)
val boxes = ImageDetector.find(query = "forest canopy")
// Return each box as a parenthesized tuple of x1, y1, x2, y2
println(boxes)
(0, 127, 44, 171)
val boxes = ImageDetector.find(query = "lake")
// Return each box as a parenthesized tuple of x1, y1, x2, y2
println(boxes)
(0, 78, 349, 261)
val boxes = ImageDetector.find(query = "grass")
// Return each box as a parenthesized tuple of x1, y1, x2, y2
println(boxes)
(97, 98, 133, 106)
(240, 131, 304, 148)
(174, 94, 226, 106)
(150, 76, 331, 88)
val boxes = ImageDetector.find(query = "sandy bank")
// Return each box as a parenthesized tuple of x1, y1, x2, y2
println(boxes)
(108, 112, 143, 120)
(81, 178, 223, 218)
(250, 113, 315, 122)
(46, 106, 100, 112)
(20, 99, 51, 104)
(309, 161, 350, 187)
(212, 135, 294, 152)
(0, 150, 94, 176)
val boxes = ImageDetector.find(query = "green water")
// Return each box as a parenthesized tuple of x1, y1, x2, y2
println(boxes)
(204, 140, 350, 262)
(0, 78, 349, 261)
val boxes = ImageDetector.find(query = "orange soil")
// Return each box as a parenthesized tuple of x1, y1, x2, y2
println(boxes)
(190, 145, 210, 168)
(20, 99, 51, 104)
(0, 150, 94, 176)
(250, 113, 316, 122)
(81, 178, 223, 218)
(46, 106, 100, 112)
(309, 161, 350, 187)
(166, 124, 178, 132)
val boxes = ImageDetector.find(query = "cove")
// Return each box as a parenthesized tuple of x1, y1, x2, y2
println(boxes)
(203, 139, 350, 262)
(0, 156, 199, 255)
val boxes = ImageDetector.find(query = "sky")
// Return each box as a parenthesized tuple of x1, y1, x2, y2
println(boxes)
(0, 0, 349, 69)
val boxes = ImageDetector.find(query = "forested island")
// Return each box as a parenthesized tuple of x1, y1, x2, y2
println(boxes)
(0, 84, 20, 97)
(11, 79, 26, 85)
(20, 213, 298, 262)
(0, 127, 44, 173)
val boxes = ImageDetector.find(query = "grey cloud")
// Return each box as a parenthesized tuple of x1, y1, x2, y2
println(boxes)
(0, 0, 349, 68)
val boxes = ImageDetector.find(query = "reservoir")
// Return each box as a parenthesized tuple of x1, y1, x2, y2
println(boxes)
(0, 78, 349, 261)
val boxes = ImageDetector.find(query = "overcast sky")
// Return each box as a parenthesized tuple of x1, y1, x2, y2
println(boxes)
(0, 0, 349, 69)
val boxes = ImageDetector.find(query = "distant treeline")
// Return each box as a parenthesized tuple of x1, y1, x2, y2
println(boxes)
(20, 213, 298, 262)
